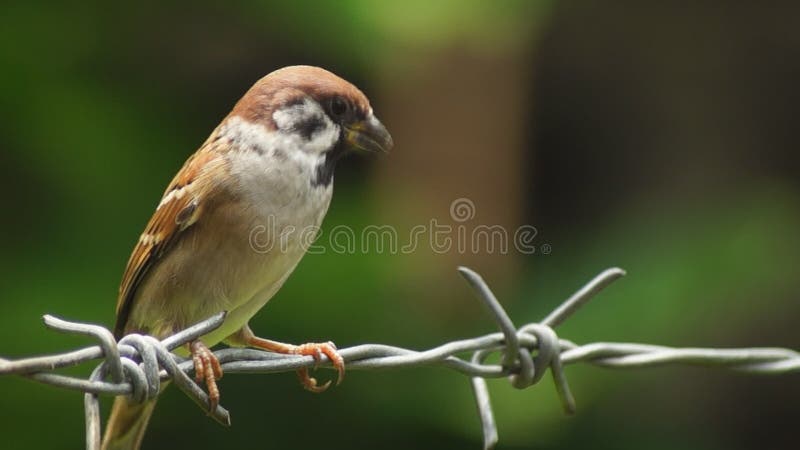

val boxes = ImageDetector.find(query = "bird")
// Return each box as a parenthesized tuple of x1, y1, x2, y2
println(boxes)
(101, 65, 393, 450)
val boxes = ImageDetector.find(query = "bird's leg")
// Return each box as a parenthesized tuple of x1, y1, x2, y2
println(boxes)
(227, 325, 344, 393)
(189, 340, 223, 412)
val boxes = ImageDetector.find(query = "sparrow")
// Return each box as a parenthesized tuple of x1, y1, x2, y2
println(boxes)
(101, 65, 393, 450)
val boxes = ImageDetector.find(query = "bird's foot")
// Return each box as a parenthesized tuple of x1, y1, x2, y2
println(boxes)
(291, 341, 344, 393)
(190, 340, 223, 412)
(246, 336, 344, 393)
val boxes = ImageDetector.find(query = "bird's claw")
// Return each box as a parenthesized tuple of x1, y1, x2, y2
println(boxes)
(190, 340, 223, 413)
(291, 341, 344, 393)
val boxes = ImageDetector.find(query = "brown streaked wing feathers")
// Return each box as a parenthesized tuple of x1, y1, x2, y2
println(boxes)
(114, 146, 226, 338)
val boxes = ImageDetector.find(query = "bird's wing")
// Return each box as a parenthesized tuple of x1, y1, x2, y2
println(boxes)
(114, 144, 229, 338)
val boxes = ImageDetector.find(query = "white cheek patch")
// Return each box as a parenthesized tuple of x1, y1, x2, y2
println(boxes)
(220, 116, 339, 190)
(272, 98, 324, 130)
(270, 98, 340, 156)
(221, 115, 339, 160)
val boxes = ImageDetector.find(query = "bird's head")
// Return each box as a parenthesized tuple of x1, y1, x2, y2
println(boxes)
(227, 65, 393, 161)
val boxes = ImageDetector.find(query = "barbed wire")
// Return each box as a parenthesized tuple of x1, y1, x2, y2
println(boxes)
(1, 267, 798, 450)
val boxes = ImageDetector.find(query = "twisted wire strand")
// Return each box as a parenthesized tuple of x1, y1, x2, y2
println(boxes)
(1, 267, 798, 450)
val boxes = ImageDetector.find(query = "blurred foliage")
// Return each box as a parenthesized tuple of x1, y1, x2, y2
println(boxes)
(1, 1, 799, 450)
(237, 0, 549, 60)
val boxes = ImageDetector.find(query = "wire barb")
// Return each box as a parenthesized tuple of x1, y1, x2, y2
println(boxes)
(0, 268, 798, 450)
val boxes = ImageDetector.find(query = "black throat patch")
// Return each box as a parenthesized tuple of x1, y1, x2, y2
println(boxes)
(311, 136, 347, 188)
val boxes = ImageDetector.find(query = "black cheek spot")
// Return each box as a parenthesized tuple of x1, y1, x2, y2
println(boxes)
(294, 114, 326, 140)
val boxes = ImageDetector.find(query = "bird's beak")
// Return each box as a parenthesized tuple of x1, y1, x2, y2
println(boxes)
(345, 115, 393, 154)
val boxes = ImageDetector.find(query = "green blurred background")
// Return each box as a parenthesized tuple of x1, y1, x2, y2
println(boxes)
(1, 1, 799, 449)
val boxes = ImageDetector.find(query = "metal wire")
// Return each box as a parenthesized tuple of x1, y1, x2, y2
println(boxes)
(1, 267, 798, 450)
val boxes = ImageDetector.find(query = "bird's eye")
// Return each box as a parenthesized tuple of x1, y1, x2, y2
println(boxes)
(329, 97, 350, 119)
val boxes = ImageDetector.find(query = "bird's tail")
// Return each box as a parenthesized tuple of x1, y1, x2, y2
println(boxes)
(100, 395, 159, 450)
